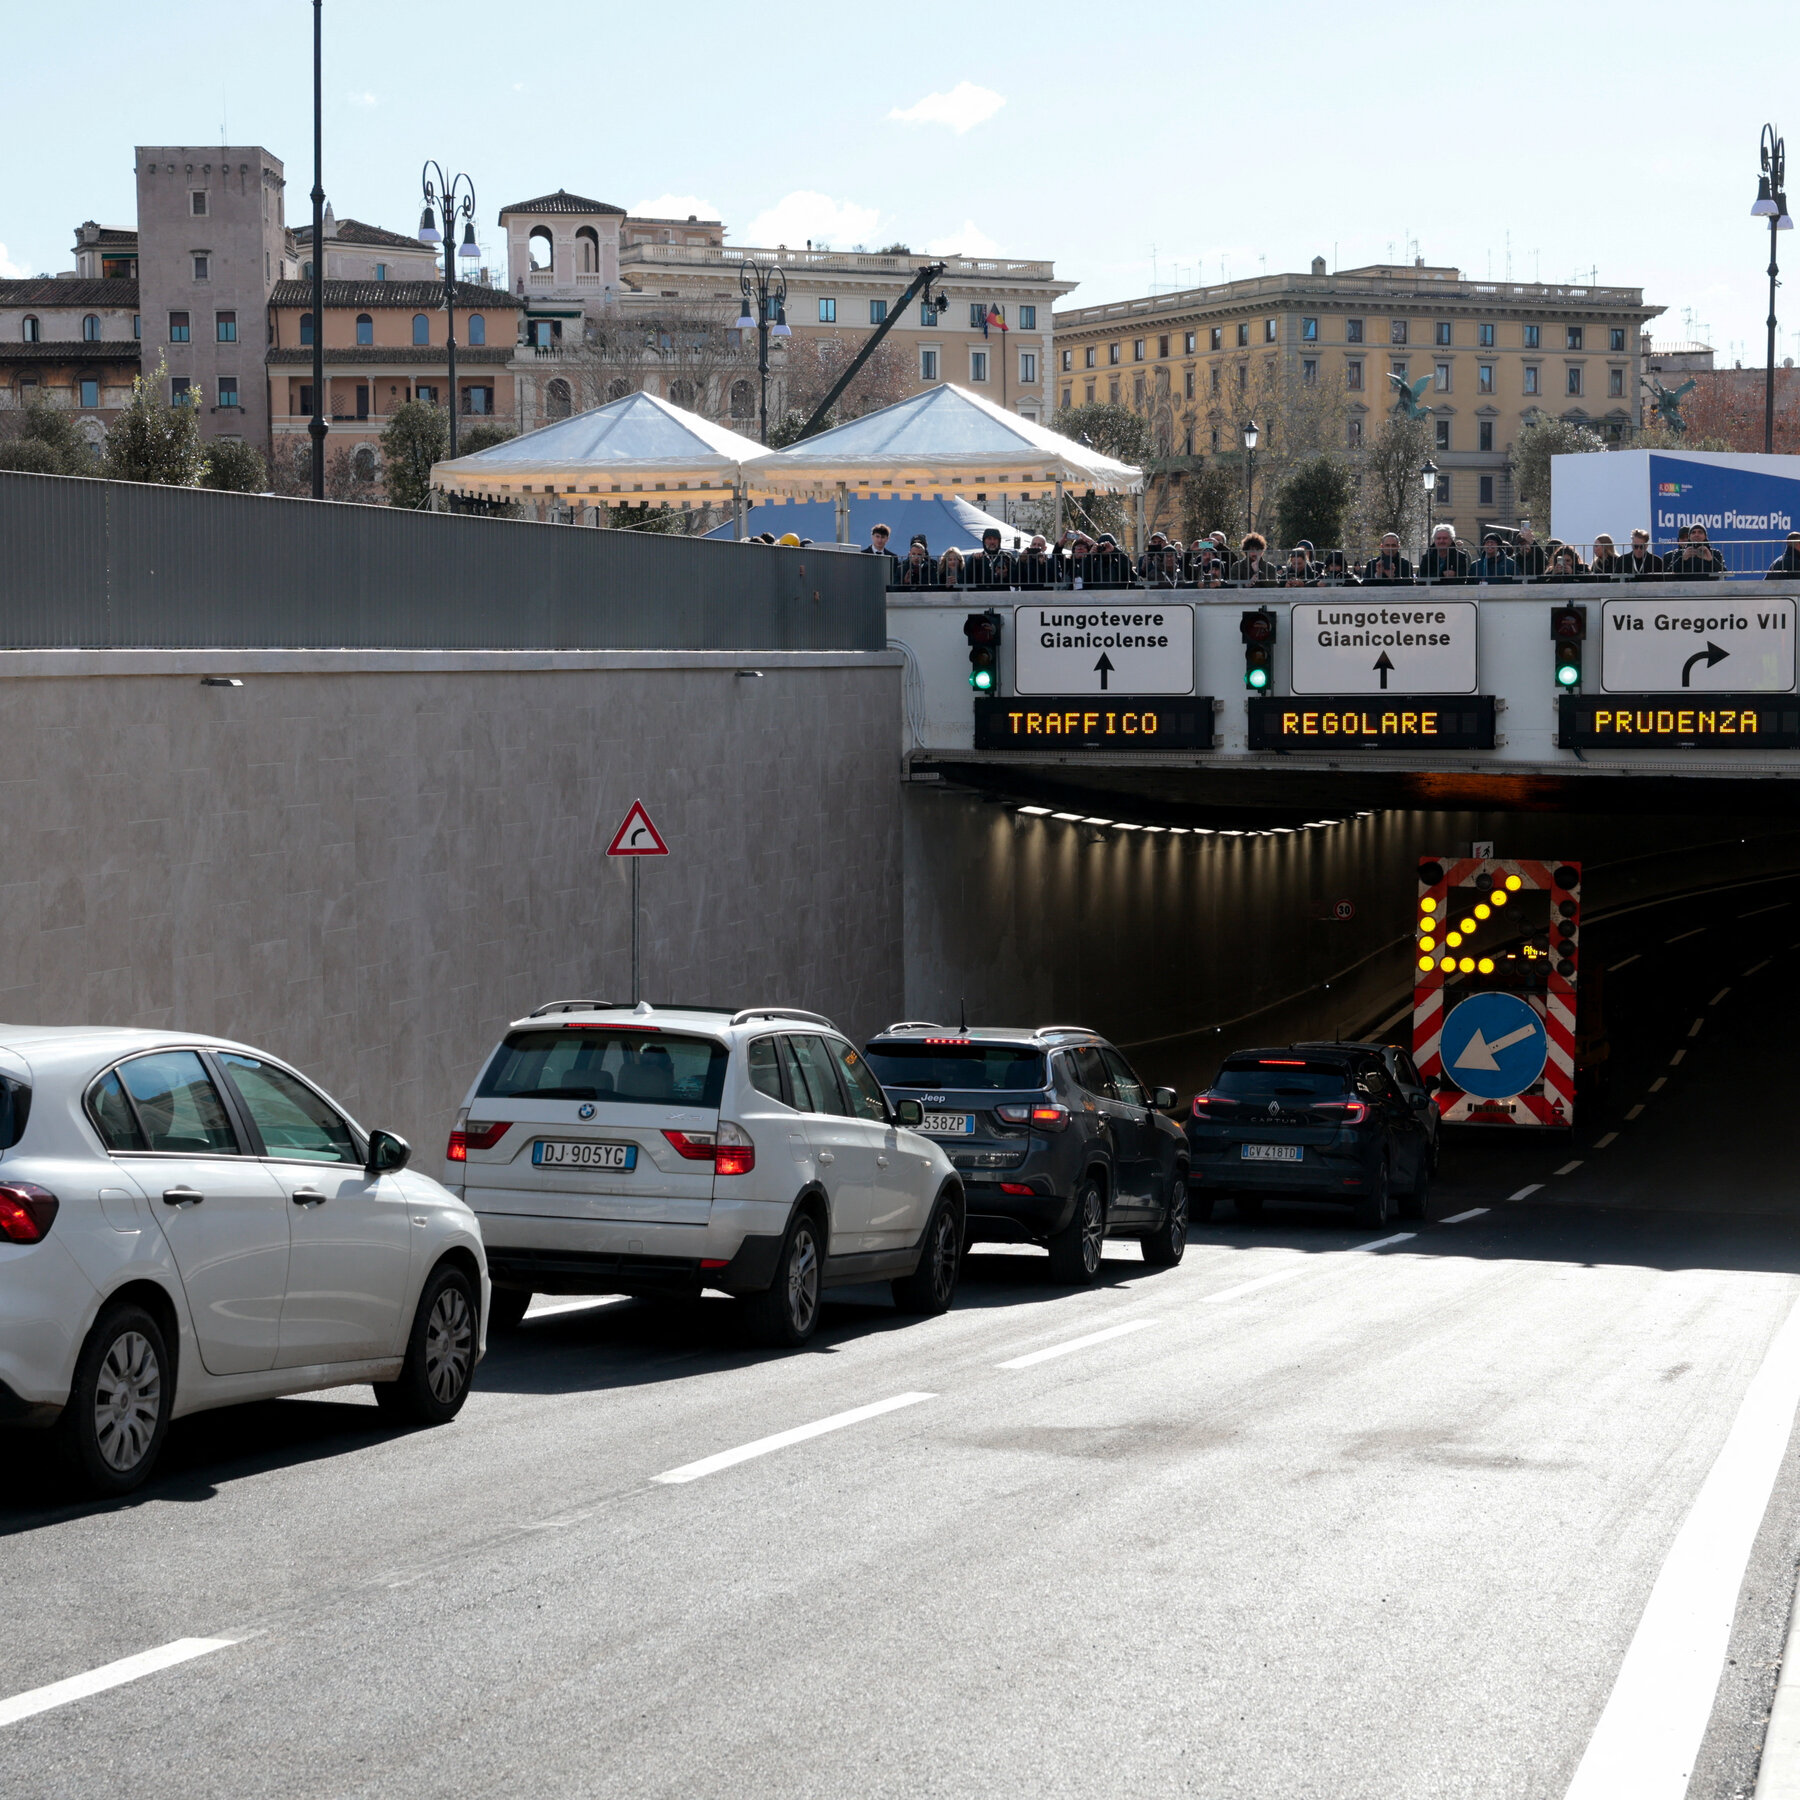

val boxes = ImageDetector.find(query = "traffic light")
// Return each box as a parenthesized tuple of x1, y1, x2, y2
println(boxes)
(964, 609, 1002, 693)
(1551, 604, 1587, 689)
(1240, 607, 1277, 690)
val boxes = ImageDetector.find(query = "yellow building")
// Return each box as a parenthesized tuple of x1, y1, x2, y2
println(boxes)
(1053, 257, 1664, 538)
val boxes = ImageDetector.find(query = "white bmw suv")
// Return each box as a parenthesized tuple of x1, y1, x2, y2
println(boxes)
(0, 1026, 488, 1495)
(447, 1002, 965, 1345)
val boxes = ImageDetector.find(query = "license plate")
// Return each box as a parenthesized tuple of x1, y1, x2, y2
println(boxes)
(1241, 1143, 1302, 1162)
(532, 1140, 638, 1170)
(920, 1112, 977, 1136)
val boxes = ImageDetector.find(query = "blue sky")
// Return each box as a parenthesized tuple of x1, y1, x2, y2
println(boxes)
(4, 0, 1795, 365)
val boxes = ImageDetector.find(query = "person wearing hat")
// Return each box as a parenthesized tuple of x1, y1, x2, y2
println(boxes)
(899, 534, 937, 588)
(1086, 532, 1133, 588)
(1513, 524, 1548, 577)
(862, 521, 900, 583)
(968, 527, 1015, 590)
(778, 531, 802, 547)
(1470, 532, 1517, 582)
(1766, 531, 1800, 579)
(1279, 541, 1320, 587)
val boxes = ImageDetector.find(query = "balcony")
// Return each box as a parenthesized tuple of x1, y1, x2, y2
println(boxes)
(618, 243, 1059, 282)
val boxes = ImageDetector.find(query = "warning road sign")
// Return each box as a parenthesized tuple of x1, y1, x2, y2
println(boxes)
(606, 800, 669, 857)
(1290, 601, 1478, 695)
(1600, 597, 1796, 693)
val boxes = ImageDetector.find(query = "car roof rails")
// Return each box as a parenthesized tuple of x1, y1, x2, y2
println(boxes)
(1036, 1024, 1099, 1038)
(729, 1007, 841, 1032)
(880, 1020, 952, 1033)
(528, 999, 616, 1017)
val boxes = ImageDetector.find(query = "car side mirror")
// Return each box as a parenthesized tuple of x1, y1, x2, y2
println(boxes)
(894, 1098, 924, 1128)
(1152, 1086, 1178, 1111)
(366, 1128, 412, 1175)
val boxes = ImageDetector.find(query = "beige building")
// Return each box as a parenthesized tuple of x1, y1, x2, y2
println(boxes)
(1053, 257, 1664, 538)
(293, 207, 440, 284)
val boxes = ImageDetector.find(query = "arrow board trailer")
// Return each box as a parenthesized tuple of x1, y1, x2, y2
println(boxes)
(1013, 604, 1195, 696)
(1599, 597, 1796, 693)
(1290, 601, 1478, 694)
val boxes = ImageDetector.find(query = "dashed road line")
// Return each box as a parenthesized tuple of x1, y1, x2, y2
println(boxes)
(1740, 904, 1790, 919)
(525, 1297, 632, 1320)
(1441, 1208, 1489, 1224)
(1746, 959, 1772, 976)
(1610, 954, 1643, 972)
(1650, 1076, 1668, 1092)
(1688, 1018, 1707, 1038)
(1671, 1049, 1687, 1066)
(1507, 1185, 1544, 1202)
(998, 1318, 1161, 1369)
(1667, 927, 1706, 944)
(1200, 1233, 1416, 1306)
(1595, 1132, 1620, 1149)
(1711, 987, 1732, 1006)
(1556, 1160, 1584, 1176)
(0, 1638, 237, 1730)
(1626, 1104, 1645, 1120)
(651, 1392, 935, 1485)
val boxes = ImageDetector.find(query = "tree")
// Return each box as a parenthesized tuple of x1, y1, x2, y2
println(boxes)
(380, 399, 450, 510)
(1351, 415, 1434, 552)
(0, 437, 65, 475)
(1177, 461, 1245, 545)
(0, 398, 95, 474)
(101, 354, 205, 486)
(200, 438, 267, 493)
(771, 330, 915, 443)
(1276, 454, 1357, 551)
(457, 422, 516, 456)
(567, 297, 753, 423)
(1512, 414, 1606, 530)
(1051, 402, 1153, 467)
(267, 435, 380, 502)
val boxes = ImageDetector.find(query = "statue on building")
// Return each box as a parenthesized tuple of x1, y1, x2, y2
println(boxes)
(1644, 375, 1696, 436)
(1388, 370, 1434, 420)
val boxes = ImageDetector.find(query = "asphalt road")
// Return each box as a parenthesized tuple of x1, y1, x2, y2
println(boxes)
(6, 877, 1800, 1798)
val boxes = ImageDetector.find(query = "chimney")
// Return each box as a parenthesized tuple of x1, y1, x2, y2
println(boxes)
(1414, 255, 1424, 268)
(1311, 255, 1326, 276)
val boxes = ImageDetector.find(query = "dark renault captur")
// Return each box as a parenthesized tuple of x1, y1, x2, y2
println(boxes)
(1185, 1042, 1436, 1229)
(862, 1024, 1189, 1283)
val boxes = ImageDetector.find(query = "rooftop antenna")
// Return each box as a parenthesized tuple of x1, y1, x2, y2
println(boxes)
(959, 995, 967, 1033)
(1505, 229, 1512, 281)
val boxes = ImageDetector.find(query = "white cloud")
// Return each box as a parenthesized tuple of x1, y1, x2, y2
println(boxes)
(742, 191, 880, 249)
(0, 242, 27, 279)
(926, 220, 1004, 258)
(633, 193, 720, 222)
(888, 82, 1005, 134)
(347, 90, 377, 106)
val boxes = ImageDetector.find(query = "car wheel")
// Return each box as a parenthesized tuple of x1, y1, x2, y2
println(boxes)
(1353, 1162, 1392, 1231)
(59, 1302, 172, 1497)
(892, 1189, 964, 1316)
(1047, 1177, 1106, 1285)
(1141, 1175, 1188, 1267)
(742, 1210, 824, 1346)
(488, 1286, 532, 1334)
(375, 1262, 478, 1424)
(1397, 1167, 1431, 1222)
(1234, 1193, 1264, 1222)
(1187, 1180, 1215, 1226)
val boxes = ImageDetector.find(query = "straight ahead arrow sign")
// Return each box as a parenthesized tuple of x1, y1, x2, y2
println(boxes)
(1373, 651, 1395, 690)
(1094, 652, 1114, 691)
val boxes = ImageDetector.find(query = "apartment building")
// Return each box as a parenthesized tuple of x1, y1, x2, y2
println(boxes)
(1053, 256, 1665, 537)
(293, 207, 440, 283)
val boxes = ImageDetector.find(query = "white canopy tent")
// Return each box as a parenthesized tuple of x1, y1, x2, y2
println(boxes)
(428, 390, 776, 517)
(755, 383, 1144, 543)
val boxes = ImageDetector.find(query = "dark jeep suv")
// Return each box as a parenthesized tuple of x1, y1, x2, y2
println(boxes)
(862, 1024, 1189, 1282)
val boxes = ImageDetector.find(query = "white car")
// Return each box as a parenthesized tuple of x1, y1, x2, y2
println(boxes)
(447, 1002, 964, 1345)
(0, 1027, 488, 1495)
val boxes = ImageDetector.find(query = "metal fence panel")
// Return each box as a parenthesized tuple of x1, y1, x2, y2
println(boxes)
(0, 471, 885, 651)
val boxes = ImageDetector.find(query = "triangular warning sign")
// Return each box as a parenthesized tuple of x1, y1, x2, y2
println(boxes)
(605, 799, 669, 857)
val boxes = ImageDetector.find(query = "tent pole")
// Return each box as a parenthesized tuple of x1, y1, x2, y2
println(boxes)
(835, 483, 850, 544)
(733, 483, 744, 541)
(1135, 487, 1146, 558)
(1054, 479, 1063, 544)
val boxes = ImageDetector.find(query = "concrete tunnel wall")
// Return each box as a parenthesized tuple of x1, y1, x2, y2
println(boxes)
(901, 785, 1800, 1099)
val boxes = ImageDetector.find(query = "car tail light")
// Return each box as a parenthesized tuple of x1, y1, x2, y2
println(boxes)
(447, 1120, 511, 1161)
(0, 1183, 58, 1243)
(1315, 1101, 1368, 1124)
(662, 1129, 718, 1161)
(713, 1122, 755, 1177)
(999, 1182, 1036, 1196)
(1190, 1094, 1212, 1116)
(996, 1102, 1068, 1129)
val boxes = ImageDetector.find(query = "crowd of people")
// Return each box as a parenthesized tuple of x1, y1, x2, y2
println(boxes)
(857, 520, 1800, 588)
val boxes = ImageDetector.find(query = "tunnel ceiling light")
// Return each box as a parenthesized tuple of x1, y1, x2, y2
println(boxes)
(1082, 817, 1114, 826)
(1167, 827, 1190, 834)
(1113, 822, 1141, 831)
(1051, 811, 1082, 821)
(1140, 825, 1165, 833)
(1016, 805, 1052, 814)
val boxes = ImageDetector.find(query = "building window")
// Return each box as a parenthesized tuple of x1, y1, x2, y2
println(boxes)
(468, 313, 485, 346)
(1060, 349, 1071, 372)
(1524, 324, 1541, 349)
(1184, 331, 1196, 353)
(1236, 322, 1249, 347)
(1019, 304, 1036, 329)
(1390, 359, 1408, 384)
(216, 310, 236, 343)
(1434, 361, 1451, 391)
(76, 313, 100, 342)
(297, 384, 313, 414)
(1435, 418, 1451, 449)
(1479, 322, 1495, 348)
(1566, 326, 1584, 350)
(1478, 420, 1494, 452)
(412, 313, 430, 346)
(1235, 364, 1246, 390)
(870, 299, 887, 325)
(1210, 327, 1223, 350)
(463, 384, 493, 415)
(1302, 358, 1318, 385)
(375, 262, 387, 281)
(1157, 334, 1169, 358)
(1060, 386, 1071, 409)
(79, 378, 99, 408)
(1084, 346, 1095, 368)
(1610, 327, 1626, 352)
(545, 378, 572, 420)
(1134, 373, 1146, 405)
(299, 312, 314, 346)
(1523, 365, 1540, 395)
(970, 349, 988, 383)
(819, 298, 836, 323)
(1210, 365, 1221, 394)
(1084, 381, 1095, 403)
(1479, 474, 1496, 506)
(1390, 318, 1409, 345)
(21, 316, 39, 343)
(963, 303, 982, 330)
(1184, 370, 1195, 398)
(920, 346, 938, 380)
(1132, 338, 1145, 361)
(301, 261, 313, 280)
(356, 313, 373, 346)
(415, 384, 437, 406)
(1109, 377, 1121, 403)
(217, 375, 239, 408)
(190, 190, 207, 216)
(1347, 416, 1363, 448)
(1435, 321, 1452, 346)
(1608, 366, 1625, 397)
(1567, 365, 1584, 396)
(193, 255, 209, 281)
(1020, 350, 1037, 383)
(1346, 358, 1363, 391)
(171, 376, 192, 405)
(169, 311, 190, 343)
(1108, 343, 1120, 365)
(1264, 318, 1277, 343)
(133, 315, 140, 339)
(919, 300, 938, 326)
(1345, 318, 1364, 343)
(1478, 363, 1494, 394)
(1435, 474, 1450, 503)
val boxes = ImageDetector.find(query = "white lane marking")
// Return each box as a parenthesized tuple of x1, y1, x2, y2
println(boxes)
(1508, 1184, 1543, 1202)
(1650, 1077, 1668, 1092)
(1564, 1293, 1800, 1800)
(1595, 1132, 1620, 1149)
(1626, 1104, 1645, 1121)
(998, 1318, 1161, 1369)
(525, 1296, 631, 1320)
(651, 1393, 935, 1485)
(1746, 959, 1773, 976)
(0, 1638, 236, 1729)
(1671, 1050, 1687, 1066)
(1200, 1232, 1416, 1306)
(1609, 954, 1642, 972)
(1740, 904, 1789, 919)
(1711, 987, 1732, 1006)
(1361, 1231, 1416, 1251)
(1688, 1018, 1706, 1038)
(1667, 927, 1706, 944)
(1557, 1160, 1584, 1176)
(1441, 1208, 1489, 1224)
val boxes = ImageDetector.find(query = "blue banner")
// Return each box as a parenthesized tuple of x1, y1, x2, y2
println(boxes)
(1650, 454, 1800, 564)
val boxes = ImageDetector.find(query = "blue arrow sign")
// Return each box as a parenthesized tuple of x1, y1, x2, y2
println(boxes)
(1440, 992, 1548, 1101)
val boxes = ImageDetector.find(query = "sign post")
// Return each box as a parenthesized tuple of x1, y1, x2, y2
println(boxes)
(605, 799, 670, 1004)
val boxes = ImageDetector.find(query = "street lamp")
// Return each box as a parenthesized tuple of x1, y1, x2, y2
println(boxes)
(1421, 457, 1440, 558)
(1242, 417, 1259, 536)
(1753, 124, 1794, 455)
(309, 0, 325, 499)
(736, 258, 790, 446)
(420, 161, 480, 459)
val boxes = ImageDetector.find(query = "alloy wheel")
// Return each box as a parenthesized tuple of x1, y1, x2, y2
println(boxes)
(424, 1286, 474, 1404)
(929, 1208, 960, 1301)
(787, 1225, 821, 1334)
(1081, 1189, 1105, 1275)
(1168, 1185, 1189, 1256)
(93, 1330, 162, 1473)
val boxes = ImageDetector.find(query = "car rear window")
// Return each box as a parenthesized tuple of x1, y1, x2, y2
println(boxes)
(1214, 1061, 1351, 1100)
(478, 1029, 728, 1108)
(863, 1042, 1048, 1090)
(0, 1075, 30, 1151)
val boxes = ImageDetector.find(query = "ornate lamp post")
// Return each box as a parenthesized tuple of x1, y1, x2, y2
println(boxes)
(734, 258, 790, 445)
(309, 0, 325, 498)
(1242, 417, 1259, 536)
(1421, 457, 1440, 557)
(418, 162, 480, 458)
(1752, 125, 1794, 455)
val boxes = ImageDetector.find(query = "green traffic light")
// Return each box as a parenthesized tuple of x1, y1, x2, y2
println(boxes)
(1555, 661, 1580, 688)
(1246, 667, 1269, 690)
(970, 669, 994, 692)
